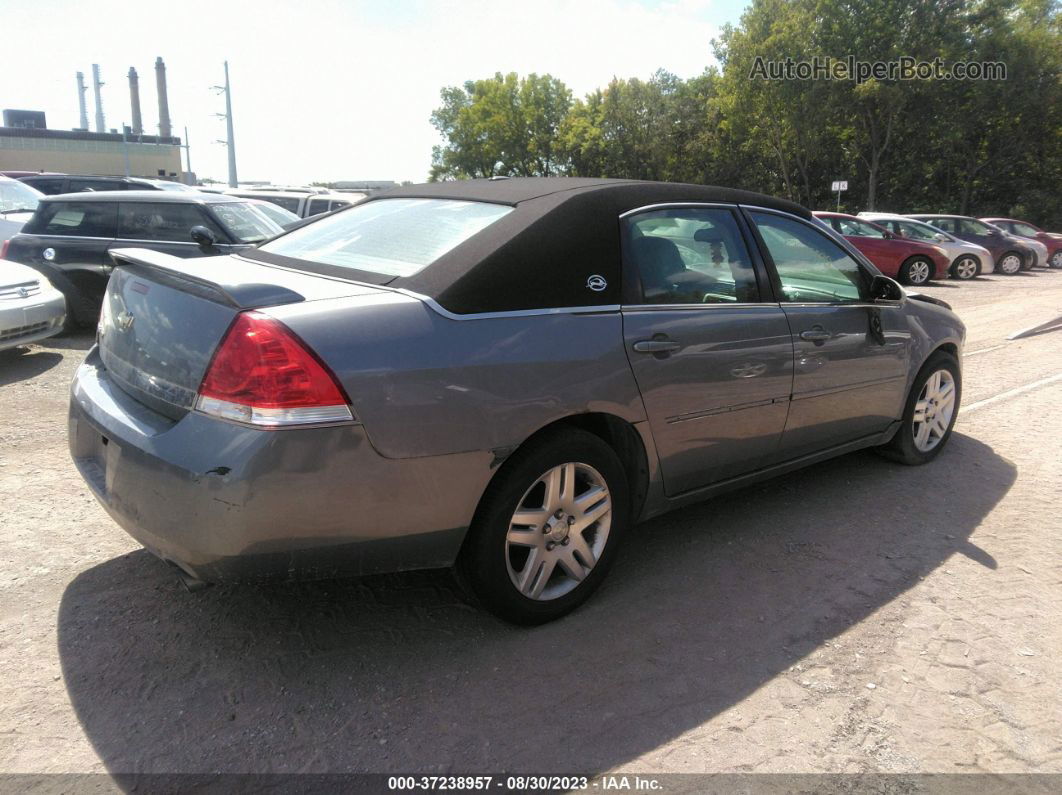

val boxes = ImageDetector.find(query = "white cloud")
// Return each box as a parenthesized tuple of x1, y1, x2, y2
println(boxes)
(0, 0, 736, 184)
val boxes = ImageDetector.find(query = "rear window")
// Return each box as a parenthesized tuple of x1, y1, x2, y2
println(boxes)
(258, 198, 513, 278)
(24, 201, 118, 237)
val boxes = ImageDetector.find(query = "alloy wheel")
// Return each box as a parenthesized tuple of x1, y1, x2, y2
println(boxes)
(505, 462, 612, 601)
(912, 369, 956, 453)
(907, 259, 931, 284)
(953, 256, 978, 280)
(1051, 251, 1062, 269)
(999, 254, 1022, 274)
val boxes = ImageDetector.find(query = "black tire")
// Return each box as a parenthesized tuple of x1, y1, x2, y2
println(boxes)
(997, 251, 1023, 275)
(949, 255, 979, 281)
(455, 427, 630, 625)
(898, 256, 934, 286)
(877, 351, 961, 466)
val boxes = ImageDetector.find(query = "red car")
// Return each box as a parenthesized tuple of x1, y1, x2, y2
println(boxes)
(814, 212, 951, 286)
(980, 217, 1062, 270)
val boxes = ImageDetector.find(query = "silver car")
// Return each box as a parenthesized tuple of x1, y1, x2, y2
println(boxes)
(858, 212, 992, 280)
(0, 176, 43, 245)
(0, 258, 66, 350)
(68, 178, 965, 623)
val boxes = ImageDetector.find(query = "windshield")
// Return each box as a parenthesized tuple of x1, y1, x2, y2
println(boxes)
(210, 202, 283, 243)
(258, 198, 513, 277)
(251, 201, 299, 226)
(153, 181, 196, 192)
(0, 178, 43, 213)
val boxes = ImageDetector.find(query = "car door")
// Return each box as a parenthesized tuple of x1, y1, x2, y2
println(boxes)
(621, 205, 794, 495)
(113, 201, 232, 260)
(829, 216, 901, 277)
(747, 210, 911, 460)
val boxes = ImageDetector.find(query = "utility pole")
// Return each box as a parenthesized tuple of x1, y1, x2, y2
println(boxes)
(183, 126, 193, 185)
(212, 61, 238, 188)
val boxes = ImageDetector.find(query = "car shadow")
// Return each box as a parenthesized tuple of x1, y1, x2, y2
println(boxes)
(58, 432, 1013, 778)
(0, 347, 63, 386)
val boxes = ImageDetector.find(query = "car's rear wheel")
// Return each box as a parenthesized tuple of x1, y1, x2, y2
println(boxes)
(899, 256, 933, 286)
(950, 255, 979, 280)
(877, 352, 961, 466)
(456, 428, 629, 624)
(997, 252, 1022, 275)
(1050, 249, 1062, 269)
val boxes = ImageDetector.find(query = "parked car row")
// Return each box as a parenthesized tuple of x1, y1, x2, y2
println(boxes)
(812, 209, 1060, 286)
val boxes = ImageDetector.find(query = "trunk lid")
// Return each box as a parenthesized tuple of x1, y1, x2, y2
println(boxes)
(99, 248, 384, 420)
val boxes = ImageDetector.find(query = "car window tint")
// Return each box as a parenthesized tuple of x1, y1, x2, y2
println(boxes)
(28, 201, 118, 237)
(959, 219, 991, 236)
(306, 198, 331, 216)
(1012, 222, 1039, 236)
(209, 202, 281, 243)
(118, 202, 221, 242)
(626, 208, 759, 304)
(256, 195, 300, 213)
(25, 178, 65, 195)
(925, 218, 951, 233)
(69, 179, 127, 192)
(751, 212, 867, 303)
(896, 221, 936, 241)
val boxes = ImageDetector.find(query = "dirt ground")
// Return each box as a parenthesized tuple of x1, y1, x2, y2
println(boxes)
(0, 268, 1060, 780)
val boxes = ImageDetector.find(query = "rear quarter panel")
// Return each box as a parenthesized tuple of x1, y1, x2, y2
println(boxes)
(266, 296, 647, 459)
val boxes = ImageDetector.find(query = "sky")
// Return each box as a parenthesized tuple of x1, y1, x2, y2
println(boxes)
(2, 0, 749, 185)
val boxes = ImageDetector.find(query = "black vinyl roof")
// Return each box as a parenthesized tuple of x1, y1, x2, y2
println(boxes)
(251, 178, 811, 314)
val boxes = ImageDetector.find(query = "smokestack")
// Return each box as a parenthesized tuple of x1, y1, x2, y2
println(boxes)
(75, 72, 88, 131)
(91, 64, 105, 133)
(155, 57, 171, 138)
(128, 67, 143, 136)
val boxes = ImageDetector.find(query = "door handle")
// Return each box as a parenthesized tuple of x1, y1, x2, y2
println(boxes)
(799, 328, 831, 342)
(633, 339, 681, 354)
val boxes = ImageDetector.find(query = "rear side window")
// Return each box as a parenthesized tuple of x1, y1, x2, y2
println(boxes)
(625, 208, 759, 304)
(68, 179, 128, 192)
(751, 211, 867, 303)
(258, 198, 513, 278)
(24, 201, 118, 237)
(118, 202, 222, 242)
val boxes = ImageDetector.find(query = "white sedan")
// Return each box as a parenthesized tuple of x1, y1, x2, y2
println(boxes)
(0, 259, 66, 351)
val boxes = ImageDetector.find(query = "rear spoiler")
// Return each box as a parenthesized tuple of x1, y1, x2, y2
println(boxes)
(109, 248, 305, 309)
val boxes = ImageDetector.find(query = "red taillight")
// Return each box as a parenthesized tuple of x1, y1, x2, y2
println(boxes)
(196, 311, 353, 428)
(0, 239, 9, 260)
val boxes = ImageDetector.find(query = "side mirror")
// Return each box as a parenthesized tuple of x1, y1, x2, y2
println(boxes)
(190, 225, 217, 247)
(870, 273, 904, 302)
(934, 233, 948, 242)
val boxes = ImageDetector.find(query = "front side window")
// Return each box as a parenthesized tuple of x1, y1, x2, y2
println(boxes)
(833, 217, 886, 238)
(209, 202, 282, 243)
(625, 208, 759, 304)
(924, 217, 952, 233)
(118, 202, 223, 242)
(306, 198, 331, 216)
(26, 201, 118, 238)
(895, 220, 939, 241)
(751, 211, 867, 303)
(258, 198, 513, 278)
(1012, 221, 1040, 237)
(959, 219, 995, 236)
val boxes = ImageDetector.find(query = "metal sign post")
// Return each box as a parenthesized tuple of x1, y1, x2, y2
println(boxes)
(831, 180, 848, 211)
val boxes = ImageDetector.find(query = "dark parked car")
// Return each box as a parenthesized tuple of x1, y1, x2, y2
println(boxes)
(5, 191, 282, 326)
(907, 214, 1037, 274)
(813, 211, 950, 285)
(69, 178, 964, 624)
(980, 217, 1062, 269)
(18, 174, 195, 195)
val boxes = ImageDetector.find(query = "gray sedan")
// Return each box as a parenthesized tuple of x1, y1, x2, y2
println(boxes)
(69, 178, 965, 623)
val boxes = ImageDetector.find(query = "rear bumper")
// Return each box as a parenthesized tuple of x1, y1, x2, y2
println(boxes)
(0, 287, 65, 350)
(69, 348, 492, 582)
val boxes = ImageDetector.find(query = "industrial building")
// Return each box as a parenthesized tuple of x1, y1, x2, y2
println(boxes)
(0, 57, 186, 181)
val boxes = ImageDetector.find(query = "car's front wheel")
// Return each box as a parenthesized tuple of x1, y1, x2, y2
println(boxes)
(950, 255, 979, 280)
(877, 351, 961, 465)
(997, 252, 1023, 275)
(457, 428, 629, 624)
(899, 256, 933, 285)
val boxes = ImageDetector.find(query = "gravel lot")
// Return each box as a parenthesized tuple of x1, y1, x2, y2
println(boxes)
(1, 269, 1060, 778)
